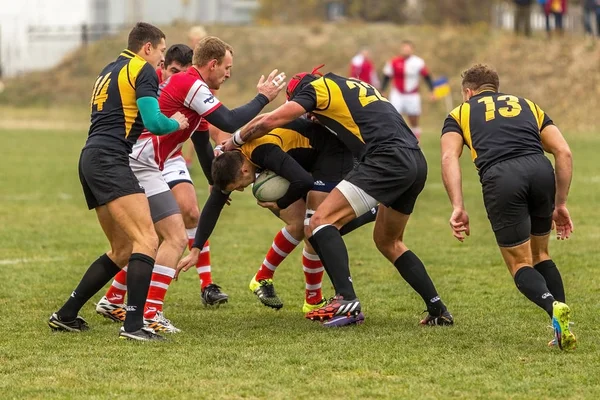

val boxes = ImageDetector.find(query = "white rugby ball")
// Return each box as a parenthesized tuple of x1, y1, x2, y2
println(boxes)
(252, 170, 290, 202)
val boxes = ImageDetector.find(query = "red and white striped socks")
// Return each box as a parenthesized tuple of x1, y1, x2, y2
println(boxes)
(105, 266, 127, 304)
(143, 264, 175, 320)
(256, 227, 300, 281)
(187, 228, 212, 289)
(302, 248, 324, 304)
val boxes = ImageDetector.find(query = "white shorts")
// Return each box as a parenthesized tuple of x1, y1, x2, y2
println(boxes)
(336, 180, 379, 217)
(129, 156, 170, 198)
(389, 89, 421, 117)
(162, 155, 193, 186)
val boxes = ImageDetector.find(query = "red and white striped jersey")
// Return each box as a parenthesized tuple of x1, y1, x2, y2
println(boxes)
(383, 55, 429, 94)
(134, 67, 219, 170)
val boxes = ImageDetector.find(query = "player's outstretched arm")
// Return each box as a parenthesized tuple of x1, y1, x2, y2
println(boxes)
(222, 102, 308, 151)
(541, 124, 574, 239)
(441, 132, 470, 242)
(175, 187, 230, 279)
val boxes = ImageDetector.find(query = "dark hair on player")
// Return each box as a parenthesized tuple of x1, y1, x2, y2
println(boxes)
(127, 22, 166, 53)
(165, 44, 193, 67)
(461, 64, 500, 92)
(193, 36, 234, 67)
(212, 151, 244, 190)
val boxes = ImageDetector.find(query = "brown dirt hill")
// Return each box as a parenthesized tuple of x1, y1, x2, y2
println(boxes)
(1, 23, 598, 132)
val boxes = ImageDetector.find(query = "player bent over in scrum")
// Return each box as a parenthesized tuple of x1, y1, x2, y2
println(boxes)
(48, 23, 188, 341)
(176, 118, 376, 313)
(223, 66, 453, 327)
(94, 36, 286, 332)
(440, 64, 575, 350)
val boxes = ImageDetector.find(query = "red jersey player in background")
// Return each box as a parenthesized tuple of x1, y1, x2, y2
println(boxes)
(381, 40, 434, 142)
(95, 37, 286, 332)
(349, 48, 380, 88)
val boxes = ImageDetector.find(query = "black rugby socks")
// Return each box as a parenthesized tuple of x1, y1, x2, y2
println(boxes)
(57, 253, 120, 321)
(514, 266, 555, 318)
(308, 225, 357, 300)
(394, 251, 446, 315)
(534, 259, 565, 303)
(123, 253, 155, 332)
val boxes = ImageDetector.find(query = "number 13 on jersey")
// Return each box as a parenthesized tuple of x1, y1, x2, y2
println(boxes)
(478, 95, 522, 121)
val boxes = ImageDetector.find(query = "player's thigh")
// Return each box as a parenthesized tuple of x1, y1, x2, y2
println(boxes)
(95, 205, 132, 267)
(373, 204, 411, 245)
(147, 190, 182, 233)
(106, 193, 157, 249)
(481, 159, 531, 248)
(171, 182, 199, 227)
(309, 187, 360, 232)
(499, 240, 533, 277)
(153, 212, 187, 253)
(528, 155, 555, 238)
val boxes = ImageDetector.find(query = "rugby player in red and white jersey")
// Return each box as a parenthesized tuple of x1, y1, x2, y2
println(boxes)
(98, 44, 230, 323)
(95, 36, 286, 333)
(381, 40, 434, 142)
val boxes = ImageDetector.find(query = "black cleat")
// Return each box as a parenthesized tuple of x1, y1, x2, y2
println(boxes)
(119, 327, 165, 341)
(201, 283, 229, 306)
(420, 309, 454, 326)
(48, 313, 90, 332)
(249, 277, 283, 310)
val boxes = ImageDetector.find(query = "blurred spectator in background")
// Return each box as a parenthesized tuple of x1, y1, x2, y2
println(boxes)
(349, 48, 380, 88)
(583, 0, 600, 37)
(188, 25, 208, 49)
(542, 0, 567, 38)
(381, 40, 434, 142)
(514, 0, 533, 36)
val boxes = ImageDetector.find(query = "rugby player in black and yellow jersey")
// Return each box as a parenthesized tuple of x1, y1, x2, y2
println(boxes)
(176, 118, 377, 312)
(49, 23, 189, 342)
(441, 64, 575, 350)
(222, 67, 453, 327)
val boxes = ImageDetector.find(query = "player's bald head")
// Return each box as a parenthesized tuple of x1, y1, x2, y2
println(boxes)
(461, 64, 500, 93)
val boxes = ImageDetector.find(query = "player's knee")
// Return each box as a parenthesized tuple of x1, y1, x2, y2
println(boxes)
(136, 231, 159, 256)
(181, 206, 200, 228)
(109, 241, 133, 266)
(286, 223, 305, 242)
(373, 229, 397, 257)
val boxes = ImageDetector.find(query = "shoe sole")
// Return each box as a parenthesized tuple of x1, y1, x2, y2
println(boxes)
(96, 309, 125, 323)
(322, 312, 365, 327)
(119, 333, 165, 341)
(48, 320, 84, 332)
(553, 302, 576, 351)
(201, 297, 229, 307)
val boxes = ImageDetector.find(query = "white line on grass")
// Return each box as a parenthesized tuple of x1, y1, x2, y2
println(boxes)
(0, 257, 65, 265)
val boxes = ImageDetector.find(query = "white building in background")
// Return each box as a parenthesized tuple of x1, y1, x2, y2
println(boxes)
(0, 0, 258, 78)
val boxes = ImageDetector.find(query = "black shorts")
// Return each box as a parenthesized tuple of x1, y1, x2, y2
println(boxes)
(310, 133, 354, 193)
(345, 145, 427, 214)
(78, 147, 145, 210)
(481, 154, 555, 247)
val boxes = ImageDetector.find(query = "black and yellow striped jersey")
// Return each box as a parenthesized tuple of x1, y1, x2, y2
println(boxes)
(292, 73, 418, 156)
(241, 118, 319, 171)
(85, 49, 159, 152)
(442, 91, 553, 176)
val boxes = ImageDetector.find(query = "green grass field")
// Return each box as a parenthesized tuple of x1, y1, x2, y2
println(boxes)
(1, 127, 599, 399)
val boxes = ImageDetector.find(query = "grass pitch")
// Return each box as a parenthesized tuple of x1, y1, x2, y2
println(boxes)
(1, 128, 599, 399)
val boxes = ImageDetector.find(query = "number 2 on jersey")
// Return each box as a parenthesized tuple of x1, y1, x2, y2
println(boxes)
(91, 72, 112, 111)
(346, 79, 387, 107)
(478, 95, 522, 121)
